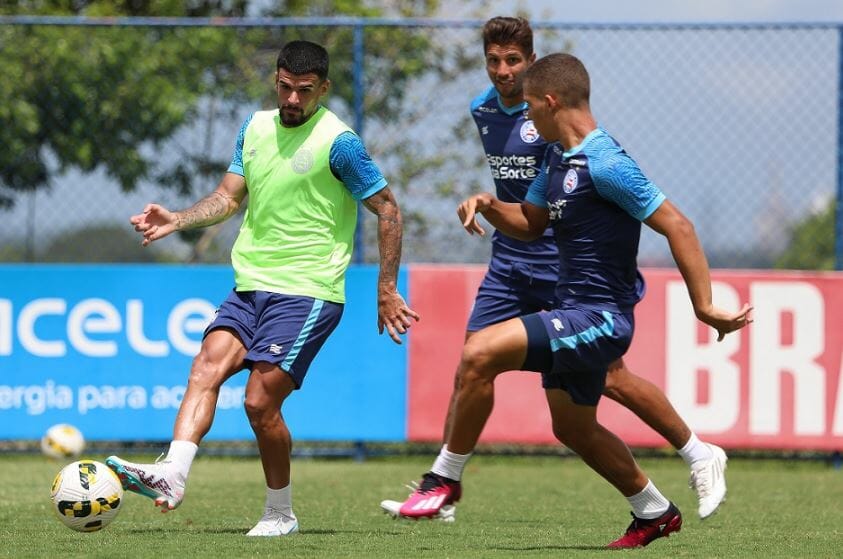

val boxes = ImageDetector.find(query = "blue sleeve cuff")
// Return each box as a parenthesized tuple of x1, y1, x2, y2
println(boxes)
(356, 177, 388, 201)
(525, 171, 548, 208)
(525, 190, 548, 208)
(635, 192, 666, 221)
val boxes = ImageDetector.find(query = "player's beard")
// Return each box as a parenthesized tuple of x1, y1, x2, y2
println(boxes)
(279, 105, 307, 126)
(496, 80, 522, 101)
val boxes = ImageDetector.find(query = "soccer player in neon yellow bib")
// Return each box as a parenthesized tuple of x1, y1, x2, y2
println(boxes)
(108, 40, 419, 537)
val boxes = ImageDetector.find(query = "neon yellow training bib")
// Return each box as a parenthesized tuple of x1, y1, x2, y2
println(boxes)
(232, 106, 356, 303)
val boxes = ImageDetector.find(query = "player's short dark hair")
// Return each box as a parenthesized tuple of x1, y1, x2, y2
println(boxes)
(482, 16, 533, 56)
(276, 40, 329, 80)
(525, 53, 590, 108)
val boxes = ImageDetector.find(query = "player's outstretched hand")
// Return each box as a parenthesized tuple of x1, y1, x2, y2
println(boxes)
(129, 204, 178, 246)
(377, 291, 420, 344)
(457, 193, 494, 236)
(697, 302, 753, 342)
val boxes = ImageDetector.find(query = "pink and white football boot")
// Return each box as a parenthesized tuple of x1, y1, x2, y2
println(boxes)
(398, 472, 462, 519)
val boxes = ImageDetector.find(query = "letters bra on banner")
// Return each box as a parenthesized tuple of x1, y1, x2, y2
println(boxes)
(407, 266, 843, 451)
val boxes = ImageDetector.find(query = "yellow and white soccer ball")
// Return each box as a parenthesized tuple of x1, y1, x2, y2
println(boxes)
(41, 424, 85, 459)
(50, 460, 123, 532)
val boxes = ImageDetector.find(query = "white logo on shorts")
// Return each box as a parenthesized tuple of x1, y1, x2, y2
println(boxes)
(551, 318, 564, 331)
(269, 344, 284, 355)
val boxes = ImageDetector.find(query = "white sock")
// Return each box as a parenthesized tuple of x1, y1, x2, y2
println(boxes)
(165, 440, 197, 480)
(430, 445, 472, 481)
(626, 480, 670, 519)
(677, 433, 714, 467)
(265, 484, 293, 516)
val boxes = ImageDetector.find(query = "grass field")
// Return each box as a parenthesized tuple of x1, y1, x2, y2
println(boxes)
(1, 453, 841, 558)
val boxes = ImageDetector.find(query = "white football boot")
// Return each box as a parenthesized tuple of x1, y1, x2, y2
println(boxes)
(246, 508, 299, 536)
(689, 443, 728, 519)
(106, 455, 185, 512)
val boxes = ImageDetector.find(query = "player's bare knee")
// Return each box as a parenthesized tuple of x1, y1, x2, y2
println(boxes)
(187, 354, 228, 390)
(602, 383, 625, 404)
(551, 422, 576, 447)
(553, 423, 594, 451)
(460, 338, 498, 378)
(602, 372, 630, 404)
(243, 397, 276, 429)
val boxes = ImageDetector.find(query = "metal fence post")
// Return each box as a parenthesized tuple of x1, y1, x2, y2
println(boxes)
(837, 25, 843, 270)
(353, 23, 365, 264)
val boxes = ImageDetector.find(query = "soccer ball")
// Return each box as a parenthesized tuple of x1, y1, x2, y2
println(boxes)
(41, 424, 85, 459)
(50, 460, 123, 532)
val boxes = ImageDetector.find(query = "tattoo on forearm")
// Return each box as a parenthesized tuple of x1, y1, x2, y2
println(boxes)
(367, 195, 403, 286)
(378, 213, 401, 225)
(175, 191, 240, 230)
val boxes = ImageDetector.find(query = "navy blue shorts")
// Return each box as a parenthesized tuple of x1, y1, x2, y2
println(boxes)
(205, 290, 344, 388)
(466, 259, 556, 331)
(520, 308, 634, 406)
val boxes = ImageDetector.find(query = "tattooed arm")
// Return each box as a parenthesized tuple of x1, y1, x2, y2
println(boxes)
(363, 186, 420, 344)
(129, 173, 247, 247)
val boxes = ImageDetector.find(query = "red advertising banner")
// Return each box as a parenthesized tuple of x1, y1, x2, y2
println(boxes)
(408, 266, 843, 450)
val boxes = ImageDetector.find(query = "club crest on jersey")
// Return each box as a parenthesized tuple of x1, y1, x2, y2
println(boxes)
(563, 169, 578, 193)
(520, 120, 540, 143)
(291, 147, 314, 174)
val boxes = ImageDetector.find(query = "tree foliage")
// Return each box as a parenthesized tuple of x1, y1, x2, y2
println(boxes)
(262, 1, 442, 120)
(775, 200, 836, 271)
(0, 223, 174, 262)
(1, 1, 253, 207)
(40, 223, 175, 262)
(0, 0, 441, 210)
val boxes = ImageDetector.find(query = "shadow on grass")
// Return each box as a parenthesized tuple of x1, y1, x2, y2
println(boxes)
(494, 545, 609, 551)
(122, 526, 412, 536)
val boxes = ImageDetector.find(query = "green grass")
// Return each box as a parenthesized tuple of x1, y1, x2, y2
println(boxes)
(1, 453, 841, 558)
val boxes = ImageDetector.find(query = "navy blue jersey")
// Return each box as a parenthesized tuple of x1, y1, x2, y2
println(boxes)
(525, 129, 666, 312)
(470, 86, 557, 265)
